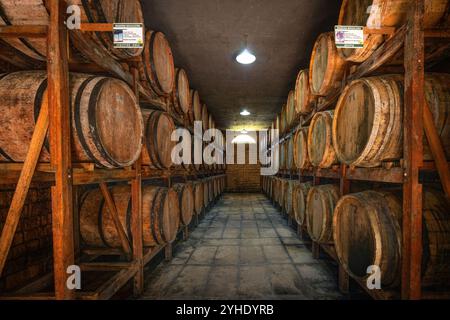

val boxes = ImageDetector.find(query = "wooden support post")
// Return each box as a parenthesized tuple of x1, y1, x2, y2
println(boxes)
(99, 183, 132, 259)
(0, 95, 49, 276)
(131, 67, 144, 297)
(338, 265, 350, 294)
(165, 242, 173, 262)
(338, 164, 351, 293)
(312, 241, 320, 259)
(47, 0, 75, 300)
(183, 225, 189, 241)
(402, 0, 424, 300)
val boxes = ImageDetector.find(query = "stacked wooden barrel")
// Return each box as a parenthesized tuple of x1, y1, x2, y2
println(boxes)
(333, 188, 450, 288)
(337, 0, 449, 63)
(333, 74, 450, 167)
(0, 71, 144, 168)
(306, 185, 340, 243)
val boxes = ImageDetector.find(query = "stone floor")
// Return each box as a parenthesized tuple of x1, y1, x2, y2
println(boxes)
(141, 193, 344, 300)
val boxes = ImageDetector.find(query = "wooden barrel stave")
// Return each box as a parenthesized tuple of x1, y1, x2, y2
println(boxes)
(292, 182, 313, 225)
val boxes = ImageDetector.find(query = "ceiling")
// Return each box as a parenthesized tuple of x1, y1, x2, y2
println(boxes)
(142, 0, 342, 130)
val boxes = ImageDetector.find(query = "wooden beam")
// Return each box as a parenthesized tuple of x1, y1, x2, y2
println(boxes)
(350, 25, 407, 80)
(424, 29, 450, 38)
(99, 183, 132, 259)
(0, 94, 49, 276)
(423, 101, 450, 198)
(80, 23, 113, 32)
(131, 67, 144, 297)
(0, 25, 48, 38)
(47, 0, 75, 300)
(364, 26, 396, 36)
(401, 0, 424, 300)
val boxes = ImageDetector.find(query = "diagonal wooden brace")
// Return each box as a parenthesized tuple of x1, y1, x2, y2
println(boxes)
(99, 182, 132, 260)
(0, 93, 49, 276)
(423, 100, 450, 198)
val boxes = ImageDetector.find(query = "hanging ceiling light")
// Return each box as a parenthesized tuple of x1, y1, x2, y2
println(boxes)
(232, 133, 257, 144)
(240, 109, 251, 116)
(236, 34, 256, 65)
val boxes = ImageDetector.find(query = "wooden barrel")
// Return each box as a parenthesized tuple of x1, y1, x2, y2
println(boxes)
(273, 178, 281, 202)
(202, 104, 209, 130)
(333, 74, 450, 167)
(193, 182, 204, 215)
(338, 0, 449, 63)
(142, 110, 176, 169)
(213, 177, 220, 198)
(292, 182, 312, 225)
(293, 128, 311, 169)
(0, 0, 144, 61)
(295, 69, 313, 115)
(284, 180, 298, 217)
(308, 111, 338, 168)
(333, 189, 450, 288)
(142, 186, 180, 246)
(306, 184, 340, 243)
(192, 90, 202, 123)
(79, 185, 179, 248)
(174, 183, 194, 227)
(286, 137, 294, 171)
(279, 141, 286, 170)
(280, 179, 290, 208)
(0, 71, 143, 167)
(172, 69, 191, 115)
(280, 105, 287, 134)
(208, 178, 214, 202)
(286, 90, 296, 127)
(139, 30, 175, 97)
(202, 179, 209, 207)
(309, 32, 347, 96)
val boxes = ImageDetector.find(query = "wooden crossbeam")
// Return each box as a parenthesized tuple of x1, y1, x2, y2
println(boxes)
(99, 183, 132, 259)
(80, 23, 113, 32)
(0, 94, 49, 276)
(0, 25, 48, 38)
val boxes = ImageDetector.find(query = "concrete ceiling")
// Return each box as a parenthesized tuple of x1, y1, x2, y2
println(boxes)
(142, 0, 342, 130)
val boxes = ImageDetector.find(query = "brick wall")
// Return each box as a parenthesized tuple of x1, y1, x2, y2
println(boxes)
(226, 143, 261, 193)
(0, 185, 53, 292)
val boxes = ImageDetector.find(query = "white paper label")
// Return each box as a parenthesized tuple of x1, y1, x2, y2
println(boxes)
(334, 26, 364, 49)
(113, 23, 144, 48)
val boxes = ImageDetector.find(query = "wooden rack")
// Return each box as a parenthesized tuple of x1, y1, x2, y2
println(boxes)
(270, 1, 450, 300)
(0, 0, 224, 300)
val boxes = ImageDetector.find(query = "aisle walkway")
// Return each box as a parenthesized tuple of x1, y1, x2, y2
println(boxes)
(141, 194, 343, 300)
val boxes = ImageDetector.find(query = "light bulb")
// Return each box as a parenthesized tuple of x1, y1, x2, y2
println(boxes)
(232, 134, 257, 144)
(240, 110, 251, 116)
(236, 49, 256, 65)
